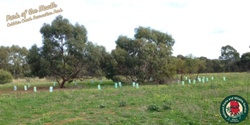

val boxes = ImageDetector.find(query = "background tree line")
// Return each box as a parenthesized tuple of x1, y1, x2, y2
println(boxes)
(0, 15, 249, 86)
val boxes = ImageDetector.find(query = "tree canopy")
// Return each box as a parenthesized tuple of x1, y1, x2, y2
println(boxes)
(108, 27, 176, 84)
(0, 45, 29, 78)
(27, 15, 88, 88)
(219, 45, 240, 72)
(26, 15, 111, 88)
(240, 52, 250, 71)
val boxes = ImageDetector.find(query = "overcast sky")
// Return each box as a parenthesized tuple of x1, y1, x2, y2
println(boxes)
(1, 0, 250, 59)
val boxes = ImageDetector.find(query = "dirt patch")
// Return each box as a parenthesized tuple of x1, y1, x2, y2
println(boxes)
(58, 117, 84, 124)
(43, 117, 84, 125)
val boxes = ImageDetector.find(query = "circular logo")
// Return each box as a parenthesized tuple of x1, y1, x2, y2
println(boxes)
(220, 95, 248, 123)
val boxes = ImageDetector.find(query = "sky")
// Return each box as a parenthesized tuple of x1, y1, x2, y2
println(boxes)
(1, 0, 250, 59)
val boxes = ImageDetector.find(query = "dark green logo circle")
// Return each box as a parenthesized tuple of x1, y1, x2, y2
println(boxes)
(220, 95, 248, 123)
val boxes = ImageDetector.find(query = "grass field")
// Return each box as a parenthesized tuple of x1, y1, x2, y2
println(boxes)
(0, 73, 249, 125)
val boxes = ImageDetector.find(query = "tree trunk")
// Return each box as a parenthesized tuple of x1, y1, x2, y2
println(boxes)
(180, 73, 183, 81)
(60, 79, 67, 88)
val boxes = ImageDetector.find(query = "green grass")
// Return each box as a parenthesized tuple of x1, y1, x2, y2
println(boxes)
(0, 72, 249, 125)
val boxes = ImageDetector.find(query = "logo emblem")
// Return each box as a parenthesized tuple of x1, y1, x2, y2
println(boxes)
(220, 95, 248, 123)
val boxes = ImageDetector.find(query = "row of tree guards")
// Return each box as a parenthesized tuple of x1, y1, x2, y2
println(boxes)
(12, 76, 226, 92)
(12, 81, 140, 92)
(99, 82, 140, 90)
(178, 76, 226, 85)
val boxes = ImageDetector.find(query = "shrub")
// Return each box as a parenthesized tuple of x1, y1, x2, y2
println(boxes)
(119, 101, 127, 107)
(0, 69, 13, 84)
(99, 104, 105, 108)
(148, 105, 160, 112)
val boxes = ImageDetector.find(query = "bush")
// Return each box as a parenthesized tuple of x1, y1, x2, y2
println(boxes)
(118, 101, 127, 107)
(148, 105, 160, 112)
(99, 104, 105, 108)
(0, 69, 13, 84)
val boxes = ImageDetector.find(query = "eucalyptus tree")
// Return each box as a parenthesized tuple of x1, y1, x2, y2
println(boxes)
(219, 45, 240, 72)
(28, 15, 109, 88)
(111, 26, 176, 84)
